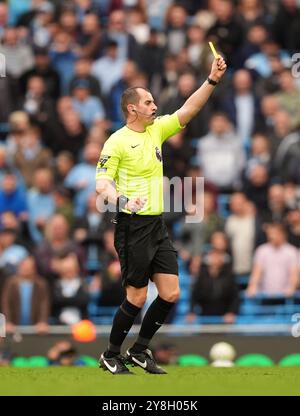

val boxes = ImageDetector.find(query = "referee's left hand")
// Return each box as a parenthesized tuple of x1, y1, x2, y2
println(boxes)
(210, 56, 227, 82)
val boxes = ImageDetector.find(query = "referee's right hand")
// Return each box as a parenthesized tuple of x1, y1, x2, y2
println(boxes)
(125, 197, 147, 213)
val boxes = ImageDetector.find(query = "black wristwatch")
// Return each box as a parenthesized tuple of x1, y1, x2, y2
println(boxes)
(207, 77, 219, 86)
(117, 195, 129, 213)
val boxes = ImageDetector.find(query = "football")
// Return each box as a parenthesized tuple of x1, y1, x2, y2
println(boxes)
(209, 342, 236, 366)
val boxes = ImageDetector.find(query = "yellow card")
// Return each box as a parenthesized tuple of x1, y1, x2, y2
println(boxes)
(209, 42, 219, 59)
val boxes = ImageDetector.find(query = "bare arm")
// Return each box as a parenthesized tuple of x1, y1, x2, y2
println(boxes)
(246, 264, 263, 297)
(285, 266, 299, 297)
(177, 57, 227, 127)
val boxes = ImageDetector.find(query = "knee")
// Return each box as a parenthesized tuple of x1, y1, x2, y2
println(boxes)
(127, 293, 147, 308)
(161, 288, 180, 303)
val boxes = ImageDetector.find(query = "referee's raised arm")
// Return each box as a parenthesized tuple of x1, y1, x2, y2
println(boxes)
(177, 57, 227, 127)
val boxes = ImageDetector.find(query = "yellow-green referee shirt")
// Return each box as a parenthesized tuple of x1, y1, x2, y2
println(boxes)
(96, 112, 184, 215)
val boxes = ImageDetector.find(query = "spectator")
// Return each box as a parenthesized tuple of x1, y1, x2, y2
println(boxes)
(256, 55, 286, 97)
(26, 1, 56, 48)
(64, 142, 99, 216)
(0, 146, 21, 187)
(0, 76, 14, 126)
(232, 23, 267, 70)
(286, 209, 300, 249)
(0, 27, 34, 79)
(137, 28, 165, 91)
(52, 254, 89, 325)
(157, 54, 180, 107)
(179, 191, 224, 261)
(245, 37, 290, 79)
(0, 211, 31, 250)
(27, 168, 55, 243)
(243, 164, 270, 213)
(21, 75, 55, 127)
(54, 151, 75, 184)
(77, 12, 101, 58)
(258, 94, 280, 135)
(262, 184, 289, 224)
(209, 230, 232, 265)
(101, 9, 140, 62)
(187, 249, 239, 324)
(275, 69, 300, 130)
(0, 170, 27, 219)
(152, 342, 178, 365)
(50, 31, 78, 94)
(59, 10, 78, 41)
(186, 24, 210, 76)
(1, 256, 50, 333)
(0, 227, 28, 275)
(53, 186, 74, 229)
(13, 125, 52, 187)
(143, 0, 173, 30)
(207, 0, 244, 66)
(272, 0, 300, 52)
(45, 99, 87, 157)
(0, 2, 8, 35)
(284, 182, 300, 211)
(273, 124, 300, 183)
(237, 0, 266, 30)
(5, 111, 30, 162)
(197, 113, 245, 192)
(268, 110, 292, 159)
(19, 46, 61, 100)
(71, 79, 105, 128)
(70, 57, 102, 98)
(47, 340, 75, 365)
(34, 214, 85, 280)
(218, 69, 260, 142)
(47, 340, 84, 366)
(126, 6, 150, 45)
(91, 40, 124, 97)
(165, 4, 188, 55)
(245, 133, 271, 178)
(225, 192, 262, 277)
(85, 124, 107, 148)
(247, 223, 299, 297)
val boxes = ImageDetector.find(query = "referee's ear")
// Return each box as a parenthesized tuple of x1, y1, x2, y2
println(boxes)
(128, 104, 136, 115)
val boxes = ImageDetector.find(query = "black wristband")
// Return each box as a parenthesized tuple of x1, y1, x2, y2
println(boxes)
(117, 195, 129, 212)
(207, 77, 218, 86)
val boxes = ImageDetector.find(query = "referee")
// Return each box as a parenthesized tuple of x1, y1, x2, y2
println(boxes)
(96, 56, 227, 374)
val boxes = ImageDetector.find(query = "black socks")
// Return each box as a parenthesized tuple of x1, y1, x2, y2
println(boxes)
(105, 296, 176, 358)
(105, 299, 141, 358)
(130, 296, 175, 353)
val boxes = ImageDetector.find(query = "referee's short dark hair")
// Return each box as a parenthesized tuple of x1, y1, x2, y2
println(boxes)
(121, 86, 150, 119)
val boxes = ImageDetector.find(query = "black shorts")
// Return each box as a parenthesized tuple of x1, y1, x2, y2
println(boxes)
(114, 213, 178, 288)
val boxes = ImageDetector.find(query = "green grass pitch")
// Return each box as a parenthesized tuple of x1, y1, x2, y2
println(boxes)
(0, 367, 300, 396)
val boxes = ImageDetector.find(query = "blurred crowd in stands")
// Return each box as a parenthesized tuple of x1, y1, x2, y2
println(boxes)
(0, 0, 300, 331)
